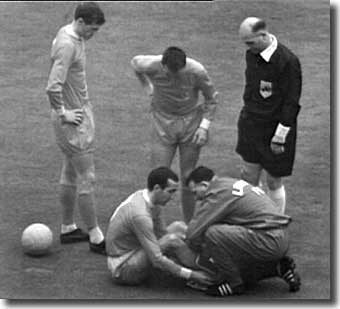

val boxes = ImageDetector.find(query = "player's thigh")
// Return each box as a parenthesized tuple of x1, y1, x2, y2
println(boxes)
(241, 161, 262, 186)
(205, 224, 248, 248)
(205, 224, 259, 262)
(236, 114, 261, 163)
(150, 113, 177, 166)
(150, 111, 178, 167)
(150, 139, 177, 168)
(204, 224, 251, 282)
(205, 224, 287, 261)
(69, 152, 95, 175)
(177, 109, 203, 145)
(60, 155, 77, 185)
(266, 173, 282, 190)
(178, 143, 201, 180)
(114, 250, 151, 285)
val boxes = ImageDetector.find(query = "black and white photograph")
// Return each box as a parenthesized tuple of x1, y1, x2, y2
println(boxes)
(0, 0, 331, 303)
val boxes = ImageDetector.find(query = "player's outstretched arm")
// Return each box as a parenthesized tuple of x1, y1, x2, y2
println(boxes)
(190, 270, 216, 286)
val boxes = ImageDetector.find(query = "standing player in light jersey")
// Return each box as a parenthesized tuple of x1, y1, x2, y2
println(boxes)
(106, 167, 215, 287)
(131, 47, 219, 223)
(181, 166, 301, 296)
(46, 2, 106, 254)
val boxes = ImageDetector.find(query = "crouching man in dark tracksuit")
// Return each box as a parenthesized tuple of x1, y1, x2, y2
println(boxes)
(178, 166, 301, 297)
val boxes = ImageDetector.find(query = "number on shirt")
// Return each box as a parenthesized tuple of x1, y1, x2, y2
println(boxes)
(232, 180, 249, 196)
(251, 186, 265, 196)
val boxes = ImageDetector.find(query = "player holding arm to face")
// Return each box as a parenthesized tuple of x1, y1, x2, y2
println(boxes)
(131, 47, 219, 223)
(105, 167, 215, 287)
(236, 17, 302, 213)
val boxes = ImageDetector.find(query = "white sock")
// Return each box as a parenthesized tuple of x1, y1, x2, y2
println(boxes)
(61, 223, 77, 234)
(89, 226, 104, 244)
(268, 186, 286, 213)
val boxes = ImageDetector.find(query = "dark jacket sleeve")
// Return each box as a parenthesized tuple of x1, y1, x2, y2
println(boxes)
(279, 55, 302, 126)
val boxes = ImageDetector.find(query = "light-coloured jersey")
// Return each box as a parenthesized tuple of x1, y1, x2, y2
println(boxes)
(46, 24, 88, 109)
(106, 189, 185, 278)
(131, 55, 218, 119)
(46, 24, 94, 154)
(187, 177, 291, 250)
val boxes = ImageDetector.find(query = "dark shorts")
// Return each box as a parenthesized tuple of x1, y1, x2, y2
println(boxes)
(236, 111, 297, 177)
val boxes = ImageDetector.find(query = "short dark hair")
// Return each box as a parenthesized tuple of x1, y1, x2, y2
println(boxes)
(161, 46, 186, 73)
(147, 167, 179, 191)
(252, 19, 266, 33)
(186, 166, 215, 186)
(74, 2, 105, 25)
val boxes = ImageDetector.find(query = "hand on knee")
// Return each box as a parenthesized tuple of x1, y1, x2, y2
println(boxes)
(166, 221, 187, 238)
(160, 233, 186, 252)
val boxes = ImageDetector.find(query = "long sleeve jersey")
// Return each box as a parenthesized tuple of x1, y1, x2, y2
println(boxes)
(106, 189, 186, 278)
(242, 40, 302, 126)
(131, 55, 218, 120)
(186, 177, 291, 251)
(45, 24, 94, 154)
(46, 24, 89, 110)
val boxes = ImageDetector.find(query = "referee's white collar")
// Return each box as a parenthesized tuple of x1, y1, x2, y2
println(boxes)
(260, 34, 277, 62)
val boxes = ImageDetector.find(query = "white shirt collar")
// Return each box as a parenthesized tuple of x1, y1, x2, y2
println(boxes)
(65, 23, 81, 40)
(260, 34, 278, 62)
(142, 189, 153, 206)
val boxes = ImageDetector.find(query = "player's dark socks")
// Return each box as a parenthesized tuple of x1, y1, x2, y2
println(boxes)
(89, 239, 106, 255)
(205, 282, 244, 297)
(278, 256, 301, 292)
(60, 228, 89, 244)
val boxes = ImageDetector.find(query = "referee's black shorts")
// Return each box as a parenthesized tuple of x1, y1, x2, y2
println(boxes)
(235, 112, 297, 177)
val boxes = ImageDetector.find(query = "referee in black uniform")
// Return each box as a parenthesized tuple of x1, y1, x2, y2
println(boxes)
(236, 17, 302, 213)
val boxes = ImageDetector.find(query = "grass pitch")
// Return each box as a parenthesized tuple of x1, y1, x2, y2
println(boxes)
(0, 0, 330, 301)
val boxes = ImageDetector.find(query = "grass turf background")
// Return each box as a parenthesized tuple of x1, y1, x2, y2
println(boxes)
(0, 0, 330, 301)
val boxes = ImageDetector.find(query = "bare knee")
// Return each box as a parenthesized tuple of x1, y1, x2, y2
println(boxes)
(111, 252, 150, 286)
(166, 221, 187, 237)
(112, 266, 149, 286)
(78, 170, 96, 194)
(160, 233, 186, 253)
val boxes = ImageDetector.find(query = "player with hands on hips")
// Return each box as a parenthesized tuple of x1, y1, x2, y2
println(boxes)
(57, 106, 84, 126)
(46, 2, 107, 255)
(131, 46, 218, 223)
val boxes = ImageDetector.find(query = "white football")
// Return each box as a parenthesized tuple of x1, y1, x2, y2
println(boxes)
(21, 223, 53, 256)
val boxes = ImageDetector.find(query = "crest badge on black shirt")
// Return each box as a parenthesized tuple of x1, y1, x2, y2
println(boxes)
(259, 80, 272, 99)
